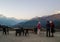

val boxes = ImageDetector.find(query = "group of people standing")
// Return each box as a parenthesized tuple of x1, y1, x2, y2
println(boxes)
(1, 20, 55, 37)
(36, 20, 55, 37)
(3, 28, 9, 35)
(15, 28, 29, 36)
(0, 25, 9, 35)
(46, 21, 55, 37)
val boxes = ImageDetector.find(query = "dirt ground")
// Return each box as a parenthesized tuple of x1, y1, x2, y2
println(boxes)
(0, 31, 60, 42)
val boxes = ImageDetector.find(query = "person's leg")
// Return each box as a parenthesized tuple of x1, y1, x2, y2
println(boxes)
(52, 33, 53, 37)
(16, 33, 17, 36)
(37, 29, 39, 35)
(5, 31, 6, 35)
(35, 29, 37, 34)
(36, 30, 37, 34)
(49, 30, 50, 37)
(3, 30, 5, 35)
(46, 30, 48, 37)
(3, 31, 4, 34)
(25, 32, 26, 36)
(37, 29, 38, 35)
(16, 31, 17, 36)
(19, 32, 21, 36)
(51, 28, 54, 37)
(27, 31, 29, 35)
(51, 32, 54, 37)
(23, 31, 24, 36)
(26, 32, 29, 36)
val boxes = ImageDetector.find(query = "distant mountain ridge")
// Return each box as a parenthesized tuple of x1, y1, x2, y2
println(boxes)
(0, 14, 27, 26)
(14, 13, 60, 29)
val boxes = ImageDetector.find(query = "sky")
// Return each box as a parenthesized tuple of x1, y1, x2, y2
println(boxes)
(0, 0, 60, 19)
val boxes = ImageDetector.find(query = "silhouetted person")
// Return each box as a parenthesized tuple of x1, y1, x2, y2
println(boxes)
(25, 29, 29, 36)
(37, 22, 41, 35)
(50, 21, 55, 37)
(16, 28, 21, 36)
(3, 28, 6, 35)
(6, 28, 9, 35)
(21, 27, 24, 36)
(46, 21, 50, 37)
(34, 27, 37, 34)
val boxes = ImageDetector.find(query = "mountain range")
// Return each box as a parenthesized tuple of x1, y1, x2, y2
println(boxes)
(0, 14, 60, 29)
(0, 14, 27, 26)
(14, 13, 60, 29)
